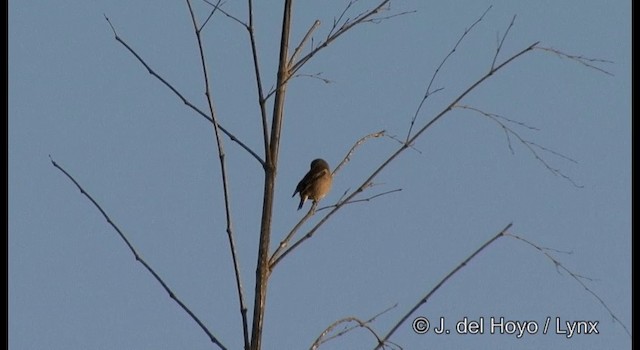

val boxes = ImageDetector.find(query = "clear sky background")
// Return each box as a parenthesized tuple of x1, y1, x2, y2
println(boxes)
(9, 1, 631, 349)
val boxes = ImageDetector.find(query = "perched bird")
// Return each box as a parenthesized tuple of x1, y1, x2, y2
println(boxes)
(292, 158, 333, 210)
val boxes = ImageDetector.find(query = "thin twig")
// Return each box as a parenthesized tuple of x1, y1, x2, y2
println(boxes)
(269, 202, 318, 268)
(270, 186, 398, 269)
(103, 15, 263, 166)
(289, 20, 321, 68)
(201, 0, 248, 28)
(490, 14, 516, 70)
(406, 5, 491, 142)
(292, 72, 333, 84)
(49, 156, 227, 350)
(264, 0, 411, 101)
(317, 188, 402, 211)
(536, 46, 614, 76)
(185, 2, 250, 349)
(199, 0, 223, 32)
(292, 0, 399, 74)
(386, 133, 422, 154)
(455, 104, 582, 187)
(376, 223, 513, 349)
(507, 233, 631, 337)
(333, 130, 386, 175)
(244, 0, 271, 159)
(310, 304, 400, 350)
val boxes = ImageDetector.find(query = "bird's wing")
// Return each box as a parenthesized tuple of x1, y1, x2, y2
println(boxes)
(294, 168, 328, 196)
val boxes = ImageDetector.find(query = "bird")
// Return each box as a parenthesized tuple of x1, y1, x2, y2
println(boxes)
(292, 158, 333, 210)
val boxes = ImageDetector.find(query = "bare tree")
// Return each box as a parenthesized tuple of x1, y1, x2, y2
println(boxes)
(51, 1, 624, 350)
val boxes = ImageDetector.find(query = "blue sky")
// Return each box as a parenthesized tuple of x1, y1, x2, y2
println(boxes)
(9, 1, 630, 349)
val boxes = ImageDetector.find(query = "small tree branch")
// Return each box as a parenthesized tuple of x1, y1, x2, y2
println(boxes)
(268, 202, 318, 269)
(490, 14, 516, 70)
(292, 72, 333, 84)
(289, 20, 321, 68)
(244, 0, 272, 160)
(264, 1, 412, 101)
(536, 46, 614, 76)
(198, 0, 273, 164)
(185, 2, 250, 348)
(201, 0, 248, 28)
(406, 5, 491, 142)
(270, 187, 399, 269)
(386, 133, 422, 154)
(104, 15, 264, 166)
(198, 0, 223, 32)
(291, 0, 395, 73)
(455, 104, 583, 187)
(333, 130, 386, 175)
(318, 188, 402, 211)
(506, 233, 631, 337)
(49, 156, 228, 350)
(310, 304, 399, 350)
(375, 223, 513, 348)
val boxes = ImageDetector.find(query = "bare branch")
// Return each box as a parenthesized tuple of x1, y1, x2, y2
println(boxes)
(507, 233, 631, 337)
(386, 133, 422, 154)
(292, 72, 333, 84)
(243, 0, 272, 165)
(406, 5, 492, 142)
(49, 156, 228, 350)
(271, 186, 398, 269)
(367, 9, 416, 24)
(199, 0, 223, 32)
(311, 304, 400, 350)
(201, 0, 248, 28)
(258, 1, 407, 101)
(333, 130, 386, 175)
(185, 2, 250, 348)
(536, 46, 614, 76)
(262, 1, 413, 100)
(490, 14, 516, 70)
(298, 0, 397, 71)
(269, 202, 319, 268)
(318, 188, 402, 211)
(289, 20, 322, 68)
(103, 15, 264, 165)
(328, 0, 356, 39)
(527, 141, 578, 164)
(376, 223, 513, 349)
(455, 105, 583, 188)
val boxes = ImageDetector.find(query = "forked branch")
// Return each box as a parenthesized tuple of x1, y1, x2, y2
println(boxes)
(507, 233, 631, 337)
(406, 6, 492, 141)
(311, 304, 399, 350)
(265, 0, 413, 100)
(104, 15, 263, 165)
(536, 46, 614, 76)
(455, 104, 583, 187)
